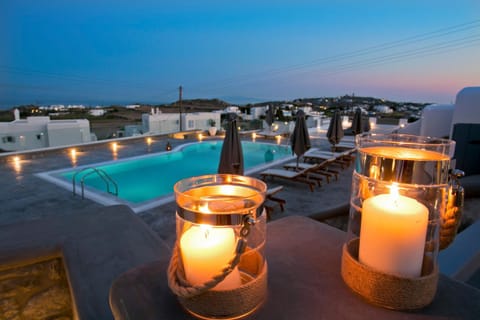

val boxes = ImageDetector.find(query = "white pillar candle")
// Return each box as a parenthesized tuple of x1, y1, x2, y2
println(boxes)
(180, 225, 242, 290)
(359, 187, 429, 277)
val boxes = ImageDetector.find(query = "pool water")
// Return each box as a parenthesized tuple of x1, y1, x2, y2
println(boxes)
(60, 141, 291, 205)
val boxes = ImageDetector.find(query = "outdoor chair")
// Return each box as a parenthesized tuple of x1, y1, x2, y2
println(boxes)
(332, 141, 356, 152)
(283, 159, 339, 183)
(304, 149, 354, 169)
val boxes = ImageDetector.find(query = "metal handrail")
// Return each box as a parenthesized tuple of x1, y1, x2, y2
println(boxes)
(72, 167, 118, 199)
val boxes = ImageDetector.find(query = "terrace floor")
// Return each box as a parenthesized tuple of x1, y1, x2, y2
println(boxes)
(0, 131, 354, 247)
(1, 126, 479, 287)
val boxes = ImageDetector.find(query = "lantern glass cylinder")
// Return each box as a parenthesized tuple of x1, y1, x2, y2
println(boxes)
(171, 174, 267, 320)
(342, 133, 455, 310)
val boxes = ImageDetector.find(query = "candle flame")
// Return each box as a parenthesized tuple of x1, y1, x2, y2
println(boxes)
(199, 224, 211, 240)
(390, 183, 400, 205)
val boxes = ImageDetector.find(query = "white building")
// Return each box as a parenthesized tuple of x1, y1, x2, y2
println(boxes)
(126, 104, 140, 109)
(142, 112, 179, 134)
(183, 112, 221, 131)
(399, 87, 480, 139)
(374, 105, 393, 113)
(142, 111, 221, 134)
(224, 106, 240, 113)
(0, 114, 92, 152)
(89, 108, 106, 117)
(240, 106, 268, 121)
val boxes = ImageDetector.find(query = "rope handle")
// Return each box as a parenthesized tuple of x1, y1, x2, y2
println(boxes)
(167, 238, 246, 298)
(439, 169, 465, 250)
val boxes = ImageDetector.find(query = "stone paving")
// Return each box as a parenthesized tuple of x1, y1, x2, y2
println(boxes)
(1, 131, 478, 251)
(0, 133, 355, 248)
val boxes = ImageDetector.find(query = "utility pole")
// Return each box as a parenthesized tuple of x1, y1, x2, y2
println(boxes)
(179, 85, 183, 131)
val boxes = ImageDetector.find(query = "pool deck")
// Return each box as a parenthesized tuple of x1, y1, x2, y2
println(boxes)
(1, 129, 479, 284)
(0, 133, 355, 246)
(1, 127, 480, 243)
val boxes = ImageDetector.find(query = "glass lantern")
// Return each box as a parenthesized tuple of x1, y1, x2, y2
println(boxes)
(168, 174, 267, 320)
(342, 133, 456, 310)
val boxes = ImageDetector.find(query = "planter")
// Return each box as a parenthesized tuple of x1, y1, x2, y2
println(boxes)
(208, 127, 217, 136)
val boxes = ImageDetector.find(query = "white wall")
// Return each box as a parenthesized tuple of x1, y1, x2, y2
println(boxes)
(420, 104, 454, 138)
(450, 87, 480, 138)
(142, 113, 179, 134)
(47, 120, 91, 147)
(0, 117, 91, 151)
(183, 112, 221, 131)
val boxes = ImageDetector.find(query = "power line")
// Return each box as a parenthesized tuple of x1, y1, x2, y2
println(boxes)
(191, 19, 480, 93)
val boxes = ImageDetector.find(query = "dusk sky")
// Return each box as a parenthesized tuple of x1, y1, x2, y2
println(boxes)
(1, 0, 479, 108)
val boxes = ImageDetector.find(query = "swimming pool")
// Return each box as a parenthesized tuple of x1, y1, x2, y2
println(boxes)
(38, 141, 293, 212)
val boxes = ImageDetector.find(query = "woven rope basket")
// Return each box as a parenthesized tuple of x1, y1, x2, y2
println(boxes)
(177, 250, 267, 319)
(341, 239, 438, 310)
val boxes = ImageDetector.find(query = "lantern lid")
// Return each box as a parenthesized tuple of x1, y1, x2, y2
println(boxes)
(174, 174, 267, 225)
(355, 133, 455, 185)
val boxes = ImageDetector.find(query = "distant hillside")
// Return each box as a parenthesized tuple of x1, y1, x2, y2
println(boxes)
(141, 98, 230, 113)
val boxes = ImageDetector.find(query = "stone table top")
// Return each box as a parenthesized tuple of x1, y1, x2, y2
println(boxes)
(109, 215, 480, 320)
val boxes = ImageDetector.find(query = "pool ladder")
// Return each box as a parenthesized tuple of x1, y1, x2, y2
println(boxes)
(72, 167, 118, 199)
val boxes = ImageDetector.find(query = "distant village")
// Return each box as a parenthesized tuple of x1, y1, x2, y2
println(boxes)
(0, 95, 427, 152)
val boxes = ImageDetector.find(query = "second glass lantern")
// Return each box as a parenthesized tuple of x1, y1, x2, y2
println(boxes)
(342, 133, 456, 310)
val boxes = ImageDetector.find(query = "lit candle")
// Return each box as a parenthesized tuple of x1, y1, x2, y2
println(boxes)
(180, 225, 242, 290)
(359, 184, 429, 277)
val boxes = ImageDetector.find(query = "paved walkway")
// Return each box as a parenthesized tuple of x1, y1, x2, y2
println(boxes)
(1, 132, 478, 251)
(0, 134, 355, 247)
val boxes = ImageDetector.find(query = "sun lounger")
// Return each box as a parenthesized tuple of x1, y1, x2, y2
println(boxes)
(304, 149, 354, 168)
(259, 168, 317, 192)
(264, 185, 286, 220)
(333, 141, 356, 151)
(283, 159, 339, 183)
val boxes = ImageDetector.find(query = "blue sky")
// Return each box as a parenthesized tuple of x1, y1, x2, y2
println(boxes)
(1, 0, 479, 108)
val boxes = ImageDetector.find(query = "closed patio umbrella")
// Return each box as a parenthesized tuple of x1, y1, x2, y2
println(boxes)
(290, 110, 311, 168)
(326, 110, 344, 151)
(362, 116, 371, 133)
(266, 106, 274, 129)
(351, 108, 363, 135)
(218, 113, 244, 175)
